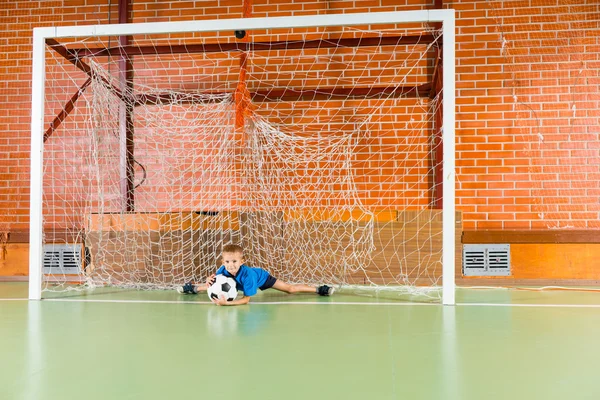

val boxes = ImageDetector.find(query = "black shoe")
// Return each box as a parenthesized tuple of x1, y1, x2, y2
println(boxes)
(177, 282, 197, 294)
(317, 285, 335, 296)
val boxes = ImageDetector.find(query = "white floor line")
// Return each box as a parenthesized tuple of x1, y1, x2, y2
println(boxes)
(457, 302, 600, 308)
(252, 301, 438, 306)
(1, 297, 599, 308)
(44, 298, 214, 305)
(39, 298, 437, 306)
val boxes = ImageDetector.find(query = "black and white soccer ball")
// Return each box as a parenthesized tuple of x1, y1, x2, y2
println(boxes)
(207, 274, 238, 302)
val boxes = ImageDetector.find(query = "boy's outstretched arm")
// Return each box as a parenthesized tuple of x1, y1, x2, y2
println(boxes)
(211, 295, 250, 306)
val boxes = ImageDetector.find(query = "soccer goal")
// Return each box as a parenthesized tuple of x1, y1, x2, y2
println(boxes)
(29, 10, 456, 303)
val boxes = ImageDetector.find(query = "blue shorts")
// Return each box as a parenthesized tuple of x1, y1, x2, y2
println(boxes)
(259, 275, 277, 291)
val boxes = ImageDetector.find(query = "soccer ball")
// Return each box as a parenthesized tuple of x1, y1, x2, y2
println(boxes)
(208, 274, 238, 302)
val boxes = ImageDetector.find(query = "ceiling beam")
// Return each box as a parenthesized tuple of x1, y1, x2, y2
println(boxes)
(135, 83, 432, 105)
(72, 34, 437, 58)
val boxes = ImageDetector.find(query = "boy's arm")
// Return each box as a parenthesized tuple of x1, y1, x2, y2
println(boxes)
(211, 295, 250, 306)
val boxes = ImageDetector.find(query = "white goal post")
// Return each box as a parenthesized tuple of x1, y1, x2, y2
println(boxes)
(29, 10, 456, 303)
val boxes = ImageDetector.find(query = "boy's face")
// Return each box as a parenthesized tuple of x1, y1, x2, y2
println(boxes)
(222, 251, 244, 275)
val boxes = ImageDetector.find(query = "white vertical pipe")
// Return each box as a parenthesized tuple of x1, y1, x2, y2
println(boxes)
(442, 10, 456, 305)
(29, 28, 47, 300)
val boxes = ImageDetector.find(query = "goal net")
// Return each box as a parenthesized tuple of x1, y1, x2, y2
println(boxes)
(31, 12, 456, 301)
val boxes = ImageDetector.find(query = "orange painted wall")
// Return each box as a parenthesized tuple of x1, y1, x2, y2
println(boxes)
(458, 243, 600, 284)
(0, 2, 599, 237)
(0, 244, 28, 278)
(511, 244, 600, 280)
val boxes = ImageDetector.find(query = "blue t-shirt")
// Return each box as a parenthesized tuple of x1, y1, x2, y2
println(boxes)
(216, 265, 270, 297)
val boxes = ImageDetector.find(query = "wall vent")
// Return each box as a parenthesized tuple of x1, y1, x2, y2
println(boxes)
(43, 244, 82, 275)
(463, 244, 510, 276)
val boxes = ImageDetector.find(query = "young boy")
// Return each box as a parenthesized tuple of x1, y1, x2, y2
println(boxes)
(178, 243, 335, 305)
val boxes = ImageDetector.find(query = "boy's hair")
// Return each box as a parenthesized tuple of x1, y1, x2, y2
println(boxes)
(222, 243, 244, 255)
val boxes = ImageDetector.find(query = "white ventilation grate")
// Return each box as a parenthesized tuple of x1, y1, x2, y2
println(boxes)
(43, 244, 82, 275)
(463, 244, 510, 276)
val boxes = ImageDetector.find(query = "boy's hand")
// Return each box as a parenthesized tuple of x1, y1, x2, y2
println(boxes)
(211, 294, 228, 306)
(205, 274, 216, 290)
(211, 295, 250, 306)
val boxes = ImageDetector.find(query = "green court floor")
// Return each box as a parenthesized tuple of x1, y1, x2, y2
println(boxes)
(1, 282, 599, 400)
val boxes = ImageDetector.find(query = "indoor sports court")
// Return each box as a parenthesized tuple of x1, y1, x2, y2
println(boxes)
(0, 1, 599, 399)
(2, 284, 600, 399)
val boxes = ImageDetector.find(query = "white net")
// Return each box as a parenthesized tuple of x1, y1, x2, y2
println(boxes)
(40, 20, 452, 299)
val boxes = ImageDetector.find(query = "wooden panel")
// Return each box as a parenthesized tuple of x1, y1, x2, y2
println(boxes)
(462, 230, 600, 244)
(278, 210, 462, 285)
(456, 278, 600, 287)
(459, 243, 600, 284)
(460, 233, 600, 284)
(0, 243, 29, 277)
(85, 212, 240, 232)
(284, 209, 398, 222)
(511, 244, 600, 280)
(240, 212, 286, 272)
(85, 230, 234, 284)
(4, 210, 463, 287)
(3, 230, 82, 244)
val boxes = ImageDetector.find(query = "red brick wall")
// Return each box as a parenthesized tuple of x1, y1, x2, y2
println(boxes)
(0, 0, 599, 233)
(456, 0, 600, 229)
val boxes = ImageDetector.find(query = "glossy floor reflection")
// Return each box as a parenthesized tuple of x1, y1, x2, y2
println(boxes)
(1, 282, 599, 400)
